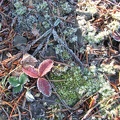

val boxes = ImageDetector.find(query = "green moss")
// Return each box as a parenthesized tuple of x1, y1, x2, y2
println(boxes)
(50, 65, 115, 106)
(51, 66, 86, 105)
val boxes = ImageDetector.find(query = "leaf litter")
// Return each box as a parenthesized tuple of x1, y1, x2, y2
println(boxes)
(0, 0, 120, 120)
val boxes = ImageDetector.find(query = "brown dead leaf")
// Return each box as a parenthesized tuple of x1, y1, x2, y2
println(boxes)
(114, 65, 120, 70)
(0, 70, 4, 77)
(21, 53, 38, 67)
(2, 53, 22, 68)
(32, 25, 40, 37)
(110, 81, 119, 92)
(11, 66, 22, 77)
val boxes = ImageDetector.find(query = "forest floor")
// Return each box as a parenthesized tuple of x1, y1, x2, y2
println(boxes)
(0, 0, 120, 120)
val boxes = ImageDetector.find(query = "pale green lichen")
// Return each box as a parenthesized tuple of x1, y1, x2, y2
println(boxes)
(111, 11, 120, 21)
(98, 61, 116, 74)
(26, 15, 37, 28)
(84, 20, 119, 43)
(14, 1, 23, 9)
(63, 27, 77, 36)
(54, 45, 70, 60)
(55, 45, 63, 55)
(76, 1, 120, 44)
(63, 27, 78, 43)
(60, 2, 72, 14)
(107, 20, 119, 31)
(36, 1, 48, 12)
(42, 21, 50, 29)
(70, 36, 78, 43)
(14, 1, 27, 15)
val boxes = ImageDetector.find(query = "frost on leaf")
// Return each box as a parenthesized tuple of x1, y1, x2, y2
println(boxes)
(37, 78, 51, 97)
(38, 59, 54, 77)
(22, 65, 38, 78)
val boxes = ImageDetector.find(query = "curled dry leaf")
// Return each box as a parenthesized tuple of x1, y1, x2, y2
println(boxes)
(89, 94, 99, 108)
(37, 78, 51, 97)
(22, 65, 38, 78)
(38, 59, 54, 77)
(32, 25, 40, 37)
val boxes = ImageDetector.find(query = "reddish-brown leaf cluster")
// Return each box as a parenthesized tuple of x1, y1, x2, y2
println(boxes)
(22, 59, 54, 97)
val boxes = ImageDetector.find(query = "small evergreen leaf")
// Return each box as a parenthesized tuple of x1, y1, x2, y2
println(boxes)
(19, 73, 28, 85)
(8, 76, 20, 87)
(22, 65, 38, 78)
(37, 78, 51, 97)
(38, 59, 54, 77)
(13, 85, 23, 93)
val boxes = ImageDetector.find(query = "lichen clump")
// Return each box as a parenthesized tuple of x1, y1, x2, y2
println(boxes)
(14, 1, 27, 15)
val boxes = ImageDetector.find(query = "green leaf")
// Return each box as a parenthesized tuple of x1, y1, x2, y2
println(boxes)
(13, 85, 23, 93)
(8, 77, 20, 87)
(19, 73, 28, 85)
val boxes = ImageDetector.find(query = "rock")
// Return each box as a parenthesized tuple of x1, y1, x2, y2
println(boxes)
(13, 35, 27, 50)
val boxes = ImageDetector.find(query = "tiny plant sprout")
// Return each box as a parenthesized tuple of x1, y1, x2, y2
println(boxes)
(22, 59, 54, 97)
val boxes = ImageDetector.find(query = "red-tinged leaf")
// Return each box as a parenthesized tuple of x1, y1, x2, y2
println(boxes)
(37, 78, 51, 97)
(22, 65, 38, 78)
(38, 59, 54, 77)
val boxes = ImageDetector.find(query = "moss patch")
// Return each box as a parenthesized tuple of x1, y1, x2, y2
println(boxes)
(50, 65, 115, 106)
(51, 66, 86, 105)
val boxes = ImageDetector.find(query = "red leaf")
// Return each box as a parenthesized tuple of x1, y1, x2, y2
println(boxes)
(22, 65, 38, 78)
(37, 78, 51, 97)
(38, 59, 54, 77)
